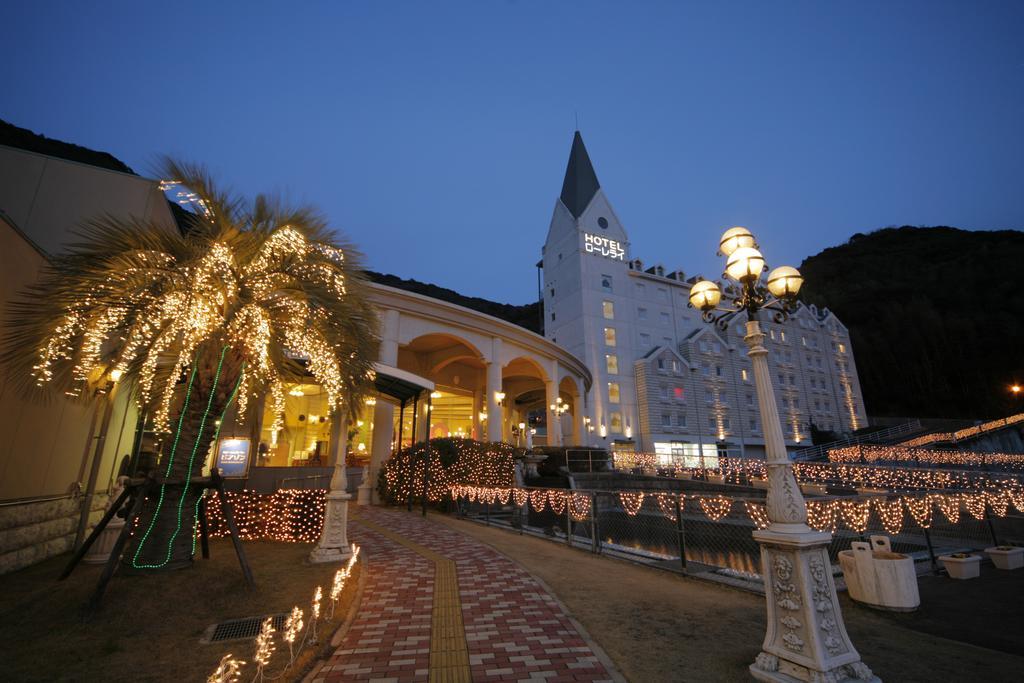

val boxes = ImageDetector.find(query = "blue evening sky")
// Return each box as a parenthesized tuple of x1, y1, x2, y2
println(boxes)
(4, 1, 1023, 303)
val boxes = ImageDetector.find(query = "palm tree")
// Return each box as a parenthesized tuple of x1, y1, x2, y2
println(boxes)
(2, 160, 379, 570)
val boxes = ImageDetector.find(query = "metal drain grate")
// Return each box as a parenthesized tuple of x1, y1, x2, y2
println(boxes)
(202, 613, 287, 644)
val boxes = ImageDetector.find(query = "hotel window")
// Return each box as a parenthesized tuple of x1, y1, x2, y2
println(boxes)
(603, 300, 614, 319)
(741, 368, 749, 382)
(639, 332, 651, 347)
(657, 358, 665, 370)
(722, 418, 731, 430)
(802, 336, 807, 347)
(601, 274, 613, 292)
(662, 336, 672, 346)
(660, 312, 670, 326)
(750, 418, 759, 431)
(674, 386, 685, 402)
(606, 354, 619, 374)
(702, 363, 710, 377)
(660, 383, 669, 399)
(638, 307, 648, 320)
(713, 342, 722, 354)
(704, 389, 713, 403)
(793, 398, 800, 408)
(672, 360, 681, 373)
(610, 412, 623, 433)
(715, 365, 724, 377)
(778, 373, 786, 385)
(838, 343, 847, 353)
(551, 312, 556, 321)
(604, 327, 617, 347)
(769, 328, 776, 341)
(550, 287, 555, 297)
(780, 330, 787, 342)
(636, 283, 646, 296)
(658, 287, 669, 301)
(707, 417, 716, 430)
(789, 374, 796, 386)
(676, 413, 687, 427)
(662, 413, 672, 427)
(699, 340, 709, 353)
(608, 382, 621, 403)
(746, 393, 754, 406)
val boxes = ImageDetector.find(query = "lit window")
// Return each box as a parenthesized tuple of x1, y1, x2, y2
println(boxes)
(769, 329, 776, 341)
(780, 331, 787, 342)
(741, 369, 749, 382)
(801, 336, 807, 347)
(674, 387, 685, 401)
(604, 327, 617, 347)
(603, 300, 614, 319)
(601, 274, 613, 292)
(608, 382, 620, 403)
(606, 354, 619, 374)
(610, 412, 623, 433)
(838, 343, 846, 353)
(672, 360, 680, 373)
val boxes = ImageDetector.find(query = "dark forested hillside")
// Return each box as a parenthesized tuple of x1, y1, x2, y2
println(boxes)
(367, 271, 542, 334)
(799, 226, 1024, 420)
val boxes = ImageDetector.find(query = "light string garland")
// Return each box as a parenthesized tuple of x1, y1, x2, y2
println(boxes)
(899, 411, 1024, 448)
(829, 443, 1024, 471)
(206, 654, 245, 683)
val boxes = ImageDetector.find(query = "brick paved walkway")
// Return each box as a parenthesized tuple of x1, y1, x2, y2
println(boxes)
(313, 507, 617, 683)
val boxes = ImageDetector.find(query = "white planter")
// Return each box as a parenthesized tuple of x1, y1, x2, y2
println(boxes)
(939, 554, 982, 579)
(800, 483, 828, 496)
(839, 536, 919, 611)
(985, 546, 1024, 570)
(750, 477, 768, 490)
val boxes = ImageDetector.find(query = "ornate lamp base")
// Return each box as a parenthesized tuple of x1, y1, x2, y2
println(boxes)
(309, 491, 354, 563)
(750, 528, 879, 683)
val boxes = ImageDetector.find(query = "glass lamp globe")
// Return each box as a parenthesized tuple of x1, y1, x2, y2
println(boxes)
(688, 279, 722, 311)
(725, 246, 765, 282)
(719, 227, 757, 256)
(766, 266, 804, 299)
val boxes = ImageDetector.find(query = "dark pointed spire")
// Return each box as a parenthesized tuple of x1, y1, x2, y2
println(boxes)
(559, 130, 600, 219)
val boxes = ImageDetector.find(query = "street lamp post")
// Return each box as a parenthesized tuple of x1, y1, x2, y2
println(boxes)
(689, 227, 878, 683)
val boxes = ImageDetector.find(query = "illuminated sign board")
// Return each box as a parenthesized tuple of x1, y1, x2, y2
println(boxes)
(583, 233, 626, 260)
(214, 437, 251, 478)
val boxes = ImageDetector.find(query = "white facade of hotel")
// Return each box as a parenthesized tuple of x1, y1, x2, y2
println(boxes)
(542, 133, 867, 460)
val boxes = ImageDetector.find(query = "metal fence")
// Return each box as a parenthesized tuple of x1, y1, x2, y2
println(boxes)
(454, 486, 1024, 582)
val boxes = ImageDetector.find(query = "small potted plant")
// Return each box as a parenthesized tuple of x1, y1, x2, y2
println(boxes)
(707, 470, 725, 484)
(985, 545, 1024, 570)
(938, 552, 982, 579)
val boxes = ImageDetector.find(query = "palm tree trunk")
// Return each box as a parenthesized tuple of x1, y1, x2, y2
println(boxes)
(125, 346, 243, 570)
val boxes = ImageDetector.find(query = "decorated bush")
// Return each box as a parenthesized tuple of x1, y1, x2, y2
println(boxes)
(378, 438, 517, 505)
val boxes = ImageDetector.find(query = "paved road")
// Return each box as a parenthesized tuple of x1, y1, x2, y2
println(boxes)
(312, 507, 618, 683)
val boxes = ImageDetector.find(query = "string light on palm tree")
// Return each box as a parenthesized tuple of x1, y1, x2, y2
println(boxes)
(689, 226, 877, 683)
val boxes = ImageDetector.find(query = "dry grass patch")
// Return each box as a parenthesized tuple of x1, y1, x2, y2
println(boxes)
(0, 540, 360, 682)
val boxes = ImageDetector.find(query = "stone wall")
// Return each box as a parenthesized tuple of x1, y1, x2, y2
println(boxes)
(0, 493, 107, 575)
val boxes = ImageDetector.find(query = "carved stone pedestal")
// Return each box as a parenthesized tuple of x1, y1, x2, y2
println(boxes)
(309, 491, 353, 563)
(357, 465, 372, 505)
(750, 528, 878, 683)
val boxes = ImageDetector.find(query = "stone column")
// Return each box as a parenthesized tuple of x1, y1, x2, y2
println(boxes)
(545, 379, 561, 447)
(472, 389, 482, 440)
(310, 411, 353, 563)
(365, 309, 399, 504)
(745, 319, 877, 683)
(486, 339, 504, 442)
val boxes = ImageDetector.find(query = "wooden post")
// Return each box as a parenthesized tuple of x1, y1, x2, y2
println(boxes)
(212, 469, 255, 588)
(198, 494, 211, 560)
(60, 485, 131, 580)
(84, 480, 150, 616)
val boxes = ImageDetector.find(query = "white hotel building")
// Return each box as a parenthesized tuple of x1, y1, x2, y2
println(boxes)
(541, 132, 867, 462)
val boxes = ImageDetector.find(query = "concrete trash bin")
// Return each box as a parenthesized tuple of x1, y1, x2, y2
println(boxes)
(839, 535, 920, 611)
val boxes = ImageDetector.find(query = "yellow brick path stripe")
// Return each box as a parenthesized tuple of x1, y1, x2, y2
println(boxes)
(353, 516, 472, 683)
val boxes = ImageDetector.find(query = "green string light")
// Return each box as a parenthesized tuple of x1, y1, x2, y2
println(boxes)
(191, 365, 245, 556)
(132, 356, 199, 569)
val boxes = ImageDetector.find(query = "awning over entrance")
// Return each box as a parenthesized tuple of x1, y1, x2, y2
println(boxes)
(372, 362, 434, 403)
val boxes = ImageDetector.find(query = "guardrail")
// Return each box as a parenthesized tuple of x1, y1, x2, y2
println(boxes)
(791, 420, 923, 462)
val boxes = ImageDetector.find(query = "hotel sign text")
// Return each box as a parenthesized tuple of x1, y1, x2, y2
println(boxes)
(583, 233, 626, 261)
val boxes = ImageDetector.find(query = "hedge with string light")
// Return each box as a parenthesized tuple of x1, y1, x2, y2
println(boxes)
(377, 438, 517, 505)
